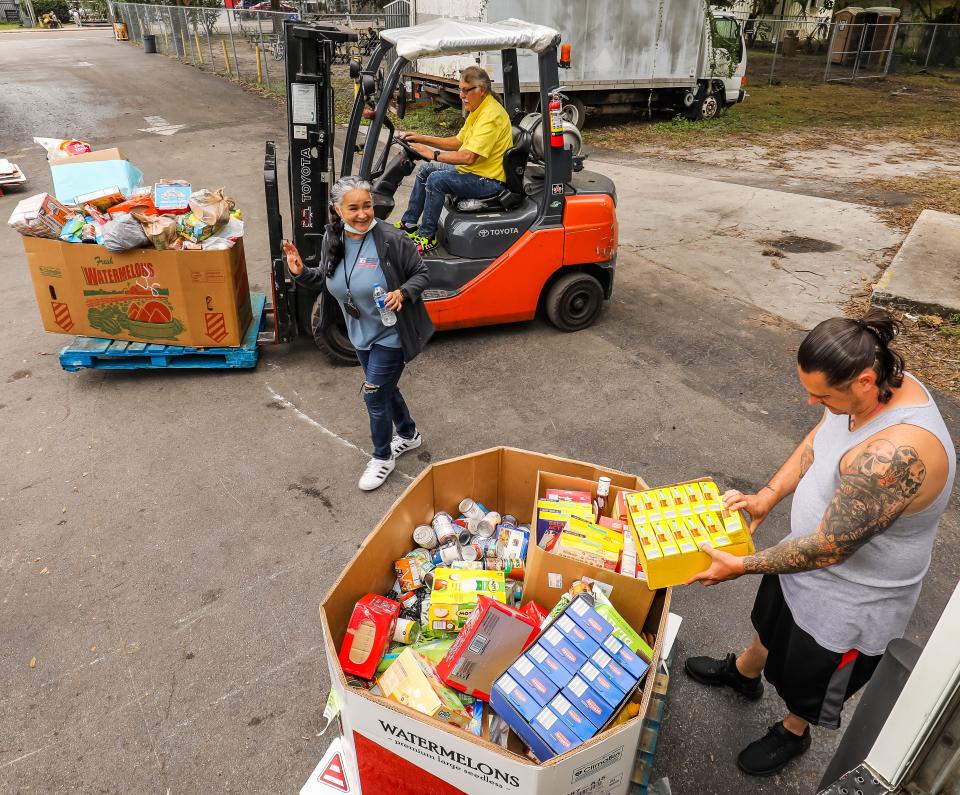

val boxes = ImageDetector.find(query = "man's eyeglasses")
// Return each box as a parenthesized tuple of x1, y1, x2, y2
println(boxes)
(458, 85, 481, 96)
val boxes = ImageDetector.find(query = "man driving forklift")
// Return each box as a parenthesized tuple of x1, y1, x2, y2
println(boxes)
(393, 66, 513, 254)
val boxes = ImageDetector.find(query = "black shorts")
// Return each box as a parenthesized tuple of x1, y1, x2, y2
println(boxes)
(751, 574, 882, 729)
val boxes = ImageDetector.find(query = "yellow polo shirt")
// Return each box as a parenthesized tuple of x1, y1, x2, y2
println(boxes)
(456, 93, 513, 183)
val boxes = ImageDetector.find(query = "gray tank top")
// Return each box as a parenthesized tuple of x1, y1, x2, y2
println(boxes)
(780, 374, 956, 655)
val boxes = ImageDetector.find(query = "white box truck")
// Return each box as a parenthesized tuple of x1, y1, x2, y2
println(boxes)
(404, 0, 748, 125)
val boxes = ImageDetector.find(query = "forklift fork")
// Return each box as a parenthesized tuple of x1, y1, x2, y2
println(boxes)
(262, 140, 295, 344)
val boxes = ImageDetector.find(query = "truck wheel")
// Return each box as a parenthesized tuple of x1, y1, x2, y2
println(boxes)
(684, 87, 723, 121)
(311, 296, 359, 366)
(699, 93, 721, 120)
(561, 96, 587, 130)
(545, 272, 604, 332)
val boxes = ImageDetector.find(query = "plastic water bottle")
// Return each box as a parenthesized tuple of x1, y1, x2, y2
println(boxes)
(372, 283, 397, 327)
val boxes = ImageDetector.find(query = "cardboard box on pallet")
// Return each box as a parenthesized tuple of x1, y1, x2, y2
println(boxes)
(318, 447, 670, 795)
(20, 236, 252, 348)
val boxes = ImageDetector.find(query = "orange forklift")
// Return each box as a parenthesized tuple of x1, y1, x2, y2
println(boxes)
(264, 18, 618, 364)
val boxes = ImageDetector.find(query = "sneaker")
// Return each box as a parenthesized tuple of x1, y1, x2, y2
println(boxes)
(684, 653, 764, 700)
(358, 456, 395, 491)
(393, 221, 418, 237)
(737, 722, 811, 776)
(391, 431, 422, 458)
(413, 234, 439, 253)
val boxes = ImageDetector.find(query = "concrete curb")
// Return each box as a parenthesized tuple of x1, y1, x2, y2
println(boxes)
(872, 209, 960, 319)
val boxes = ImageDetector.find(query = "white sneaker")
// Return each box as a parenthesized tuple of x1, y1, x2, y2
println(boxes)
(358, 457, 395, 491)
(391, 431, 423, 458)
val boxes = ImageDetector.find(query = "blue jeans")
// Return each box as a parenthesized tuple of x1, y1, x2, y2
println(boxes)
(401, 162, 502, 238)
(355, 344, 416, 460)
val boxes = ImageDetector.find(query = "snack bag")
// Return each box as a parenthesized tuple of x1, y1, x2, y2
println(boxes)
(34, 137, 92, 162)
(109, 195, 157, 216)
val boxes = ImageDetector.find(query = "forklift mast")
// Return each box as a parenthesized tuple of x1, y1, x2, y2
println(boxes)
(263, 21, 356, 343)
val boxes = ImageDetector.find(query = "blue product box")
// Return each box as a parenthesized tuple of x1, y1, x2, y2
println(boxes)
(590, 647, 638, 695)
(527, 644, 574, 689)
(508, 655, 560, 706)
(489, 682, 555, 763)
(563, 675, 614, 728)
(602, 635, 650, 680)
(568, 597, 615, 644)
(541, 625, 587, 674)
(579, 660, 626, 708)
(493, 673, 540, 722)
(549, 693, 597, 742)
(532, 706, 582, 757)
(555, 614, 600, 657)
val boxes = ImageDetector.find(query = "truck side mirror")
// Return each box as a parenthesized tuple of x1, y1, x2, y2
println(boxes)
(349, 59, 361, 80)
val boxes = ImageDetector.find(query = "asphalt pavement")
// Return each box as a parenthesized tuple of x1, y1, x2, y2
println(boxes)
(1, 29, 957, 795)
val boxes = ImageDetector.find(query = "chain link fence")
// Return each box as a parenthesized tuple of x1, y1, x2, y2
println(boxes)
(114, 1, 387, 94)
(732, 13, 960, 86)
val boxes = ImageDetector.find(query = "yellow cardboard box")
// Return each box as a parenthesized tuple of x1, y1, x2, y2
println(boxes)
(21, 236, 252, 348)
(628, 478, 756, 589)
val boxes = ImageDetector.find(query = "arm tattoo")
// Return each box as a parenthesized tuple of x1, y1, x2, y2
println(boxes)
(743, 439, 926, 575)
(799, 442, 814, 478)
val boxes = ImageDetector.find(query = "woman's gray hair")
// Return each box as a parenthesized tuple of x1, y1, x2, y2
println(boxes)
(461, 65, 492, 94)
(330, 176, 373, 208)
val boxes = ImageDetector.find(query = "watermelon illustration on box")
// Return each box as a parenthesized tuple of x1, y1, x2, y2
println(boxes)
(21, 237, 252, 348)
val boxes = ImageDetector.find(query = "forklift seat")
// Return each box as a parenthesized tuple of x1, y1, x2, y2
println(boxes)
(455, 126, 531, 213)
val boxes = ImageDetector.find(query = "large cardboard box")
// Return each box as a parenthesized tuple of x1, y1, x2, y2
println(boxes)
(526, 472, 658, 621)
(21, 236, 252, 348)
(319, 447, 670, 795)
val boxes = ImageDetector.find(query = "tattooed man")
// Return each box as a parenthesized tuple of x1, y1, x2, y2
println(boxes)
(684, 310, 955, 776)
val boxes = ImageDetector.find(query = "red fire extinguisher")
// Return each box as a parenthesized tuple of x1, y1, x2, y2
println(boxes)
(549, 92, 564, 148)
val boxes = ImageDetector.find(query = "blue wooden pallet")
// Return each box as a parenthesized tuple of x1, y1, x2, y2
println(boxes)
(59, 292, 266, 372)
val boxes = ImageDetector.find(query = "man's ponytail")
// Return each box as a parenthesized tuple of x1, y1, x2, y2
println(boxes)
(798, 309, 905, 402)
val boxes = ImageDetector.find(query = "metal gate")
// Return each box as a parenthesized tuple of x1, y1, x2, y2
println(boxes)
(382, 0, 410, 73)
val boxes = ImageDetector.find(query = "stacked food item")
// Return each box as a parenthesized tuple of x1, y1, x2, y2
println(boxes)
(7, 138, 242, 252)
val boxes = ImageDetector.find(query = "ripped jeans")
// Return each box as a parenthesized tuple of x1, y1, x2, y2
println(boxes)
(355, 344, 417, 460)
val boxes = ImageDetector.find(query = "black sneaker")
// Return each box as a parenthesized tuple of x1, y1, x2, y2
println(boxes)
(737, 722, 811, 776)
(684, 653, 764, 700)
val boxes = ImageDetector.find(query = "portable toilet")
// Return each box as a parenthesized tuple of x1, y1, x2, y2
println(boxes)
(831, 6, 865, 65)
(863, 6, 901, 69)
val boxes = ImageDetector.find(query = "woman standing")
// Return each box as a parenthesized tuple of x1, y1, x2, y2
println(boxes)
(283, 177, 434, 491)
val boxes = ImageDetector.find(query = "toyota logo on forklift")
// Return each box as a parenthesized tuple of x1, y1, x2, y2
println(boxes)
(262, 17, 618, 365)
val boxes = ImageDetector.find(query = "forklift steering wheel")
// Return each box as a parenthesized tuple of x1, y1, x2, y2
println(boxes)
(394, 136, 428, 162)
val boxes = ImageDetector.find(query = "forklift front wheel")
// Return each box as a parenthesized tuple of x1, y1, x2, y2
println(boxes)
(545, 272, 604, 332)
(311, 297, 359, 367)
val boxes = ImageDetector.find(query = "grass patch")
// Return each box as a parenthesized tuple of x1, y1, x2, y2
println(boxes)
(584, 73, 960, 151)
(0, 22, 23, 30)
(846, 296, 960, 398)
(866, 174, 960, 230)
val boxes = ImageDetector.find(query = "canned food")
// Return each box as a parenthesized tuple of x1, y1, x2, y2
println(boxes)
(432, 512, 457, 544)
(459, 498, 486, 522)
(460, 543, 484, 562)
(449, 560, 484, 571)
(475, 518, 496, 539)
(438, 542, 461, 565)
(393, 618, 421, 645)
(413, 524, 439, 549)
(502, 514, 518, 527)
(456, 528, 473, 546)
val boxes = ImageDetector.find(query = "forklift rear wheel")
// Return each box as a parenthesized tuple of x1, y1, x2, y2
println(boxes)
(311, 299, 359, 367)
(545, 272, 604, 332)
